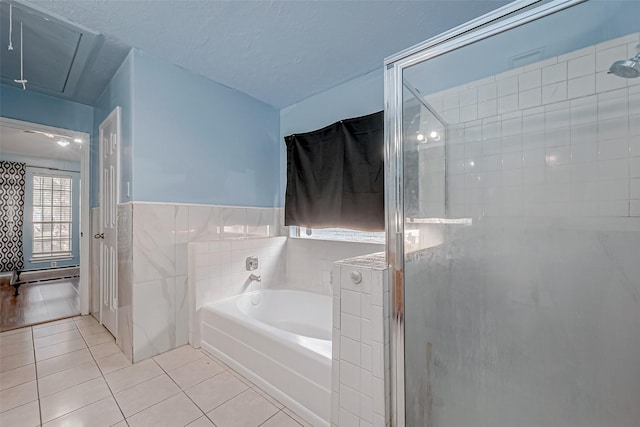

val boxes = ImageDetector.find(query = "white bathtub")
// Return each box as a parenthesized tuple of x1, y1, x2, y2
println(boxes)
(200, 289, 332, 427)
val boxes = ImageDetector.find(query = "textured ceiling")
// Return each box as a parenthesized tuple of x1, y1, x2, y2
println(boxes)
(0, 125, 82, 162)
(1, 1, 131, 105)
(28, 0, 510, 108)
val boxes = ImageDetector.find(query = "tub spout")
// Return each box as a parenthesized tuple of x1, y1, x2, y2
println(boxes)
(249, 274, 261, 282)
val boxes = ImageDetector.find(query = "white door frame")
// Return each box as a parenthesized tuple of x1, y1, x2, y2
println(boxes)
(98, 107, 120, 335)
(0, 117, 91, 315)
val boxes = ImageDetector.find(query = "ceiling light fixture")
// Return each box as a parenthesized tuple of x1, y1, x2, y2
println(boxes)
(430, 131, 441, 141)
(73, 138, 82, 143)
(24, 130, 76, 140)
(57, 140, 70, 147)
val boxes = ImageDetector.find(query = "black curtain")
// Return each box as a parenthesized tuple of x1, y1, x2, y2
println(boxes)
(284, 111, 384, 231)
(0, 161, 26, 272)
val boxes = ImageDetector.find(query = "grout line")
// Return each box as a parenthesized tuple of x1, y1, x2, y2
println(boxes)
(257, 410, 282, 426)
(78, 319, 128, 425)
(110, 374, 183, 419)
(30, 326, 44, 427)
(153, 355, 210, 421)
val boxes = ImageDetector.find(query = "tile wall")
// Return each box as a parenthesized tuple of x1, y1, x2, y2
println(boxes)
(419, 32, 640, 218)
(331, 253, 390, 427)
(187, 236, 287, 346)
(287, 239, 384, 296)
(117, 202, 282, 362)
(116, 203, 134, 361)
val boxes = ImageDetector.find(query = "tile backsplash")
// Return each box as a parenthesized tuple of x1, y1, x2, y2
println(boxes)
(187, 236, 287, 346)
(286, 238, 384, 296)
(419, 32, 640, 219)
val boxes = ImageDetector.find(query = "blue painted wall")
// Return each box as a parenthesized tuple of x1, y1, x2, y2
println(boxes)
(278, 68, 384, 206)
(0, 84, 93, 134)
(131, 50, 280, 207)
(93, 50, 135, 207)
(0, 153, 80, 270)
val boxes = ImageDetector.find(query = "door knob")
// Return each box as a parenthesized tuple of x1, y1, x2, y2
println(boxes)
(94, 233, 104, 239)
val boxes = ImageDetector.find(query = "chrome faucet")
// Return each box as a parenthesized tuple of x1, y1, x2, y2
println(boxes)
(249, 274, 261, 282)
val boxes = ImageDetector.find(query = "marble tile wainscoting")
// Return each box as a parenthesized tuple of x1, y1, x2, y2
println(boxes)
(117, 202, 282, 363)
(331, 253, 391, 427)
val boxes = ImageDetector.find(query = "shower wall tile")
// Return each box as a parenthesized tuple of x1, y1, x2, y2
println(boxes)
(596, 45, 629, 72)
(542, 62, 567, 85)
(567, 53, 595, 79)
(332, 255, 389, 427)
(424, 31, 640, 219)
(568, 74, 596, 99)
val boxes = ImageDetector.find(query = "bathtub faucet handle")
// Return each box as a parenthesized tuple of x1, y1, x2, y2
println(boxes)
(249, 274, 262, 282)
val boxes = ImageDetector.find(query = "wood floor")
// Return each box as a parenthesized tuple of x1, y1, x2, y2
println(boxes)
(0, 277, 80, 332)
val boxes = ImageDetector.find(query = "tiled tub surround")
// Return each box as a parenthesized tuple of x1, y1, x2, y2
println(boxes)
(286, 239, 384, 296)
(117, 202, 282, 362)
(200, 290, 332, 427)
(188, 236, 287, 346)
(187, 236, 383, 345)
(331, 253, 390, 427)
(419, 32, 640, 218)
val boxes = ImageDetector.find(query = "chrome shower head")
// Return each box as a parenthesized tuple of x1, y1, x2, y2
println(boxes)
(609, 53, 640, 79)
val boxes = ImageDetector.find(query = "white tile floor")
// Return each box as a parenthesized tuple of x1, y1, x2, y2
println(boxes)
(0, 316, 311, 427)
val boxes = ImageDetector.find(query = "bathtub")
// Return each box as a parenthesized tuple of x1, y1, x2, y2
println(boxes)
(200, 289, 332, 427)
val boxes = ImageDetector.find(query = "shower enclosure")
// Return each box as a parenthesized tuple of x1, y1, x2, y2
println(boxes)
(385, 0, 640, 426)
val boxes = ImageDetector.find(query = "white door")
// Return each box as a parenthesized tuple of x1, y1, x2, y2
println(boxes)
(98, 107, 120, 337)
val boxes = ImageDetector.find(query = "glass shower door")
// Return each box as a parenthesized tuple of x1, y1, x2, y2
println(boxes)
(387, 1, 640, 426)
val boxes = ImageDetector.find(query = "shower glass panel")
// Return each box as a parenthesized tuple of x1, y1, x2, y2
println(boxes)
(387, 1, 640, 426)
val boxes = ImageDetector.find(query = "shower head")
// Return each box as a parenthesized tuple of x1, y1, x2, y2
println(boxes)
(609, 53, 640, 79)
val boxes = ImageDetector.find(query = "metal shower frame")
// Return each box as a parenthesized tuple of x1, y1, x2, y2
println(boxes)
(383, 0, 587, 425)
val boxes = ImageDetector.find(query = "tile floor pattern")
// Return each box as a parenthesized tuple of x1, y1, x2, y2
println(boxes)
(0, 315, 311, 427)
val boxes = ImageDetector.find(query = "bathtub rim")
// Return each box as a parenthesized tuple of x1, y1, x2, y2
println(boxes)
(199, 288, 333, 426)
(203, 289, 333, 362)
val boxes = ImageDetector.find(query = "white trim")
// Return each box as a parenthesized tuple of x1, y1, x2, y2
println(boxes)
(386, 0, 541, 65)
(0, 117, 91, 315)
(98, 106, 121, 337)
(30, 256, 73, 263)
(129, 200, 283, 209)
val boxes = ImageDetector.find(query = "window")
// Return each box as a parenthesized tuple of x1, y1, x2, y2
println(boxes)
(290, 226, 385, 244)
(32, 175, 72, 258)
